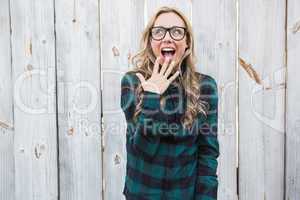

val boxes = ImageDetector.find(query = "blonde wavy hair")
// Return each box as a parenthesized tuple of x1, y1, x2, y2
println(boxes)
(128, 6, 208, 130)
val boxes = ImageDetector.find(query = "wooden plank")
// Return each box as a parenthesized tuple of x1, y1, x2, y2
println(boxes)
(192, 1, 237, 199)
(0, 0, 14, 199)
(286, 0, 300, 199)
(54, 0, 102, 199)
(9, 0, 58, 199)
(100, 0, 145, 199)
(146, 0, 191, 22)
(239, 0, 286, 199)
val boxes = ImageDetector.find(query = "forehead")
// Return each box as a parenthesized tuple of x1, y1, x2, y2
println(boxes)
(154, 12, 186, 27)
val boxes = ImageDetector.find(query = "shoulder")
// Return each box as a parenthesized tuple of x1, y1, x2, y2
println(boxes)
(196, 72, 218, 95)
(196, 72, 218, 114)
(121, 71, 140, 88)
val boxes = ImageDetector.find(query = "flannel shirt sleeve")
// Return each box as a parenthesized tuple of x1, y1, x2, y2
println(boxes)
(120, 72, 193, 157)
(195, 75, 220, 200)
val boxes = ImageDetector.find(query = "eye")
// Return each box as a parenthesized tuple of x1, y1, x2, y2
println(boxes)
(172, 28, 184, 36)
(152, 27, 164, 35)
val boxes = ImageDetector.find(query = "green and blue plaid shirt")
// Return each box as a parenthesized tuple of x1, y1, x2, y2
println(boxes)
(120, 71, 219, 200)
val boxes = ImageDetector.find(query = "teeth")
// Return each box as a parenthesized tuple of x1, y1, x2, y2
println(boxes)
(162, 48, 175, 51)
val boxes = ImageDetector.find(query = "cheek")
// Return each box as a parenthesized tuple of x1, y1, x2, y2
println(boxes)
(150, 41, 161, 56)
(175, 42, 187, 59)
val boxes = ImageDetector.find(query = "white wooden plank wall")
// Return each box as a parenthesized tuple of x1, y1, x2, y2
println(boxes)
(286, 0, 300, 199)
(239, 0, 286, 199)
(9, 0, 58, 199)
(55, 0, 102, 199)
(0, 0, 14, 200)
(146, 0, 191, 21)
(0, 0, 299, 200)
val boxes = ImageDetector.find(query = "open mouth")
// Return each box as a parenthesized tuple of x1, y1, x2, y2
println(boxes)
(161, 47, 176, 60)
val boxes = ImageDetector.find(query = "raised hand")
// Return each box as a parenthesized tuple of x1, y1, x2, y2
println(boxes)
(136, 57, 180, 95)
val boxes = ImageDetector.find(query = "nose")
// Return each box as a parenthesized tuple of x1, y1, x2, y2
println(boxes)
(162, 31, 172, 42)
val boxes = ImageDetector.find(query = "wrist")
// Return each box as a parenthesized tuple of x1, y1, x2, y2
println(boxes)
(143, 88, 161, 95)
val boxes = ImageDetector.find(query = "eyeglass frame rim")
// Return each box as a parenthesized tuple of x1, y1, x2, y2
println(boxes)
(150, 26, 187, 41)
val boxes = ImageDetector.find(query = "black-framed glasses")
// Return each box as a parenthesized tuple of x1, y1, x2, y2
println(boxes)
(150, 26, 187, 41)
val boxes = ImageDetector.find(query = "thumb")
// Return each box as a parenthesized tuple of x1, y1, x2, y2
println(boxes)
(136, 73, 146, 83)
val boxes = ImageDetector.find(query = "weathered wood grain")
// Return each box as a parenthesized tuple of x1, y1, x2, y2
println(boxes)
(286, 0, 300, 199)
(239, 0, 286, 199)
(0, 0, 14, 199)
(146, 0, 191, 22)
(55, 0, 102, 199)
(9, 0, 58, 199)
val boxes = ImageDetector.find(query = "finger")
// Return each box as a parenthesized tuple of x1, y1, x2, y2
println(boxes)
(164, 60, 176, 77)
(159, 57, 171, 75)
(153, 56, 161, 74)
(136, 73, 146, 83)
(167, 70, 180, 83)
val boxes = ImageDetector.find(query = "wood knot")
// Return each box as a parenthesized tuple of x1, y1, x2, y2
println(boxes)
(114, 154, 121, 165)
(112, 46, 120, 56)
(68, 127, 74, 136)
(238, 57, 262, 85)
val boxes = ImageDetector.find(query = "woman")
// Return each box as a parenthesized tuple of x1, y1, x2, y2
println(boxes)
(120, 6, 219, 200)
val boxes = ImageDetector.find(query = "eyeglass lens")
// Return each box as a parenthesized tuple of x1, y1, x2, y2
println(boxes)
(151, 27, 185, 41)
